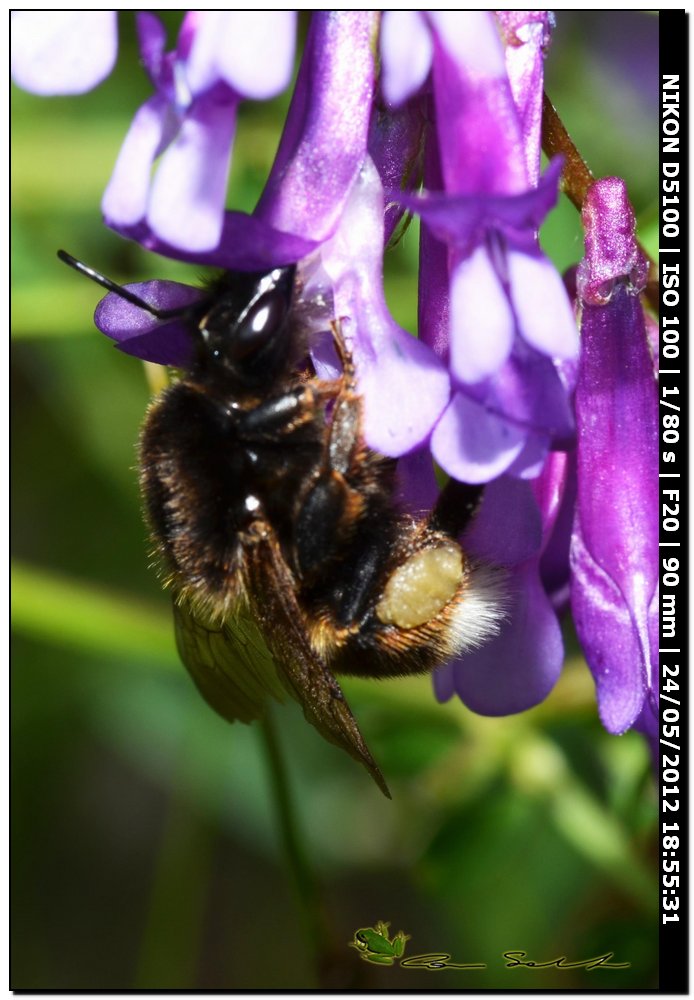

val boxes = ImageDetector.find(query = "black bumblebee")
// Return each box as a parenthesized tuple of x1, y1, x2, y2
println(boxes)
(59, 252, 505, 796)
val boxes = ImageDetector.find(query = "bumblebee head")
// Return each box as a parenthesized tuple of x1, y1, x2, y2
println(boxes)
(56, 251, 299, 391)
(197, 266, 297, 390)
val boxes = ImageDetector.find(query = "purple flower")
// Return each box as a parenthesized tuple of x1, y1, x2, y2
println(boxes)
(103, 13, 378, 274)
(93, 13, 385, 365)
(380, 11, 578, 483)
(570, 178, 658, 739)
(102, 12, 297, 253)
(47, 11, 577, 727)
(11, 11, 118, 95)
(318, 158, 450, 455)
(94, 12, 449, 459)
(19, 11, 659, 748)
(495, 11, 554, 186)
(434, 472, 565, 715)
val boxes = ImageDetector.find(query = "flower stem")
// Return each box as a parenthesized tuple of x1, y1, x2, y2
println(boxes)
(541, 92, 595, 213)
(259, 711, 332, 984)
(542, 92, 659, 312)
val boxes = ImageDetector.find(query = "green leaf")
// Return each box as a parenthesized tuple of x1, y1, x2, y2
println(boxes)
(11, 560, 175, 665)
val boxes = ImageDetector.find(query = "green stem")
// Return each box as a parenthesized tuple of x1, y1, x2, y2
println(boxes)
(259, 711, 332, 981)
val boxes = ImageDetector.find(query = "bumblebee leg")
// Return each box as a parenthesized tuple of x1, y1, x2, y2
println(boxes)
(428, 479, 484, 538)
(294, 323, 364, 572)
(295, 323, 396, 597)
(323, 320, 363, 475)
(237, 381, 340, 440)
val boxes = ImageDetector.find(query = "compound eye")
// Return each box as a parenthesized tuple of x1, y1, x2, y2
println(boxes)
(229, 289, 289, 362)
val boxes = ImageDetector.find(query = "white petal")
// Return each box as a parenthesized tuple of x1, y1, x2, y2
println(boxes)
(380, 11, 432, 106)
(450, 246, 515, 383)
(508, 250, 579, 359)
(187, 11, 296, 99)
(11, 11, 117, 95)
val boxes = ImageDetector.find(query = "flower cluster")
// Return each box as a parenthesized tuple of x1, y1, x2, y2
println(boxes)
(12, 12, 658, 753)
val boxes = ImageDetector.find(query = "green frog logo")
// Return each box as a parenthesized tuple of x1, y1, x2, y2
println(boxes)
(349, 921, 411, 965)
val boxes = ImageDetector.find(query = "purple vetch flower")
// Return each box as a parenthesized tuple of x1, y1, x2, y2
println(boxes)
(95, 9, 447, 462)
(434, 472, 565, 715)
(318, 157, 450, 456)
(433, 353, 576, 718)
(570, 178, 658, 740)
(381, 11, 578, 483)
(93, 13, 384, 367)
(104, 13, 377, 272)
(494, 11, 554, 186)
(403, 159, 577, 483)
(102, 11, 297, 253)
(11, 11, 118, 95)
(254, 12, 378, 245)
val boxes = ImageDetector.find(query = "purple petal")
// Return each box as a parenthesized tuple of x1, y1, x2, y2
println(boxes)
(571, 524, 648, 733)
(417, 134, 451, 361)
(570, 287, 658, 731)
(645, 311, 659, 372)
(176, 12, 201, 62)
(431, 390, 526, 484)
(115, 325, 196, 367)
(532, 448, 571, 539)
(427, 11, 526, 194)
(433, 334, 574, 485)
(577, 178, 649, 304)
(356, 329, 451, 455)
(428, 11, 506, 77)
(396, 157, 564, 251)
(147, 94, 239, 252)
(321, 158, 450, 456)
(449, 244, 515, 382)
(368, 96, 427, 243)
(463, 476, 543, 567)
(136, 12, 167, 86)
(185, 12, 297, 99)
(472, 340, 575, 448)
(11, 11, 117, 95)
(535, 451, 576, 612)
(94, 280, 203, 366)
(495, 13, 553, 185)
(379, 11, 432, 107)
(255, 12, 378, 243)
(573, 288, 658, 616)
(504, 435, 551, 480)
(108, 211, 318, 272)
(507, 248, 579, 360)
(395, 449, 440, 515)
(443, 561, 563, 715)
(570, 180, 658, 734)
(433, 661, 456, 703)
(102, 94, 173, 227)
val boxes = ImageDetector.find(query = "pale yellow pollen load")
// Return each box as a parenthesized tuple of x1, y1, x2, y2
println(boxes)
(376, 543, 464, 629)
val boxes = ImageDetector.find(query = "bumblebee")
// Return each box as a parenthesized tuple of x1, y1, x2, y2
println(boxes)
(59, 253, 505, 796)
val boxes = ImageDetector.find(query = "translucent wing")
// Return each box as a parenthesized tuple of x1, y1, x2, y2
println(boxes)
(172, 529, 390, 797)
(173, 599, 287, 725)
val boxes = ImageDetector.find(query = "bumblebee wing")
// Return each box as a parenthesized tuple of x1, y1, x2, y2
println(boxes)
(246, 528, 390, 798)
(173, 599, 287, 725)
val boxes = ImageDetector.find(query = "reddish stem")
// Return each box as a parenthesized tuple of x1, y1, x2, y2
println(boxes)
(541, 93, 659, 313)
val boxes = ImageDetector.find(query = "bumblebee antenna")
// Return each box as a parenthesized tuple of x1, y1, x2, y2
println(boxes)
(57, 249, 193, 321)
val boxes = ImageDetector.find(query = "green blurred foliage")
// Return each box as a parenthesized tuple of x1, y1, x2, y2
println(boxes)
(12, 11, 658, 990)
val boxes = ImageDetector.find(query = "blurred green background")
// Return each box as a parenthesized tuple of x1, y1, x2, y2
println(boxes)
(11, 11, 659, 990)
